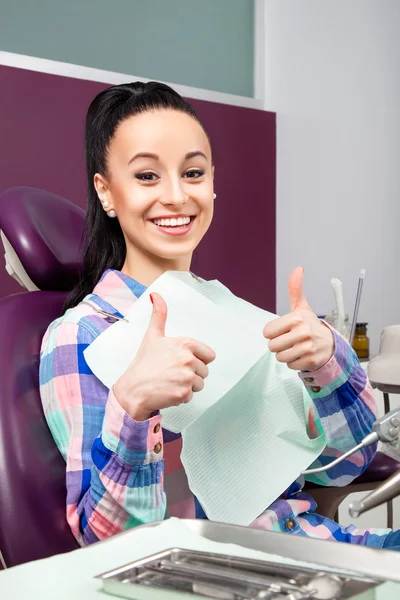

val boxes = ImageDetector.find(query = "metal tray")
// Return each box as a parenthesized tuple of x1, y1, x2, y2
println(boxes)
(97, 519, 400, 585)
(97, 547, 379, 600)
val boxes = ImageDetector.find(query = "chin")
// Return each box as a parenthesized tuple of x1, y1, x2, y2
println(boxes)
(153, 245, 196, 262)
(150, 235, 205, 260)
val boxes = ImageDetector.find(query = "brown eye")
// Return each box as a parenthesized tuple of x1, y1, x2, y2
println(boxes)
(184, 169, 204, 179)
(135, 171, 159, 182)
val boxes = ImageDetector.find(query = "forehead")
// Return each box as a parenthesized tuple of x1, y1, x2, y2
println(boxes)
(109, 109, 211, 160)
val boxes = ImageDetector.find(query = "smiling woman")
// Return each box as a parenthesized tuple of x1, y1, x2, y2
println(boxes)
(93, 107, 214, 287)
(65, 81, 215, 307)
(39, 80, 400, 552)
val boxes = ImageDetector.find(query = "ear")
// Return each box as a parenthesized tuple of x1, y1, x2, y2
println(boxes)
(211, 165, 215, 181)
(93, 173, 109, 203)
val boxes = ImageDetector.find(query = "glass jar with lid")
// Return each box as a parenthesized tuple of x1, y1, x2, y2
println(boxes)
(352, 322, 369, 360)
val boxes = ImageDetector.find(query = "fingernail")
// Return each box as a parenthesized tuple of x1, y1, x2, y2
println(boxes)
(150, 294, 154, 305)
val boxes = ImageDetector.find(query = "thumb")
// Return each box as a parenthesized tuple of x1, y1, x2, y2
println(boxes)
(144, 293, 167, 341)
(288, 266, 309, 311)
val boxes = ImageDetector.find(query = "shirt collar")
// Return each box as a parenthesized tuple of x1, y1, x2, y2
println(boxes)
(91, 269, 147, 317)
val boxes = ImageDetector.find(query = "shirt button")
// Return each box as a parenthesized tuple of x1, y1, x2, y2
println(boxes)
(311, 386, 321, 393)
(153, 423, 161, 434)
(154, 442, 162, 454)
(286, 518, 296, 531)
(304, 377, 314, 383)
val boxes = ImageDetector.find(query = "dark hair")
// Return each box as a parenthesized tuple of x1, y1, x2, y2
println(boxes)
(64, 81, 207, 311)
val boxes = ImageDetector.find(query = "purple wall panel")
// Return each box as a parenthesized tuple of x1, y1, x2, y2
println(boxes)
(0, 66, 276, 310)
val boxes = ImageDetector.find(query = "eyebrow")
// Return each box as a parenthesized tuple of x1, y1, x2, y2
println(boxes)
(128, 150, 208, 165)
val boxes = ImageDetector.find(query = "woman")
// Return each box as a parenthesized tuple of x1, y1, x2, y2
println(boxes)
(40, 81, 399, 549)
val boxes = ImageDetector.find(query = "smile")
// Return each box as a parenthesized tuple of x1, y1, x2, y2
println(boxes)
(153, 216, 191, 227)
(149, 215, 196, 237)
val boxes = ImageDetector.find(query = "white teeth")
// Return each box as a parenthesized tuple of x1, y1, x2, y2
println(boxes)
(153, 216, 191, 227)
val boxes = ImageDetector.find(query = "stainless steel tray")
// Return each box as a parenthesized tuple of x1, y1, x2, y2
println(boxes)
(98, 519, 400, 585)
(97, 547, 379, 600)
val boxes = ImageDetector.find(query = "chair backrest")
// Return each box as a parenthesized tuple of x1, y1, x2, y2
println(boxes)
(0, 187, 85, 566)
(0, 186, 85, 292)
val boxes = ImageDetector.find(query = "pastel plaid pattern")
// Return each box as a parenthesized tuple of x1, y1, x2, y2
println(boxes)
(39, 270, 390, 547)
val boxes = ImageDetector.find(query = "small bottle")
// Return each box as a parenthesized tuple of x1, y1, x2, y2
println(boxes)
(352, 323, 370, 360)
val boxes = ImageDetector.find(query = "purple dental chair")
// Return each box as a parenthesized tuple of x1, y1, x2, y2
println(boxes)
(0, 187, 84, 567)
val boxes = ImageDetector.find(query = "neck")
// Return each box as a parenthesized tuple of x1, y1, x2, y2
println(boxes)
(121, 246, 192, 287)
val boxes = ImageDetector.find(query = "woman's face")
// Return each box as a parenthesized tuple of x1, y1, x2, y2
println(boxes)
(95, 109, 214, 272)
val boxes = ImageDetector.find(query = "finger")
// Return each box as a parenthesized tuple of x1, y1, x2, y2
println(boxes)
(144, 293, 167, 341)
(287, 358, 313, 371)
(194, 358, 209, 380)
(288, 266, 309, 311)
(180, 338, 216, 365)
(268, 328, 305, 354)
(263, 312, 303, 340)
(276, 341, 311, 366)
(179, 389, 194, 404)
(192, 375, 205, 393)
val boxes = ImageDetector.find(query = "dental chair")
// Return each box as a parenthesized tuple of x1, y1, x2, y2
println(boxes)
(0, 187, 84, 567)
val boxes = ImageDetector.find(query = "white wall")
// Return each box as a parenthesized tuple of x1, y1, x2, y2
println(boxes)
(263, 0, 400, 354)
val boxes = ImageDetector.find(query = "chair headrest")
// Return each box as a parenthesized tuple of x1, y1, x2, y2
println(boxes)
(368, 325, 400, 391)
(0, 187, 85, 291)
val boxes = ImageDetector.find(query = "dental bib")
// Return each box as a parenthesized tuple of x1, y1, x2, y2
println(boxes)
(85, 272, 326, 525)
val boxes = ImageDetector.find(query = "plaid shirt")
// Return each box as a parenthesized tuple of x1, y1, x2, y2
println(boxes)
(40, 269, 391, 548)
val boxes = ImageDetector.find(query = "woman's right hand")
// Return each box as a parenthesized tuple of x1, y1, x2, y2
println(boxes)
(113, 293, 216, 421)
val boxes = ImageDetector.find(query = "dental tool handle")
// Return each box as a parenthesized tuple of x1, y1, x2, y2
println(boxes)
(349, 269, 366, 345)
(349, 471, 400, 518)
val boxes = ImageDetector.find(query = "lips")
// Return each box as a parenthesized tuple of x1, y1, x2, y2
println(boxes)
(149, 215, 196, 237)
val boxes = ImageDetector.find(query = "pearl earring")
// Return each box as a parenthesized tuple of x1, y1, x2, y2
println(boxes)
(213, 193, 217, 200)
(103, 199, 110, 209)
(107, 209, 117, 218)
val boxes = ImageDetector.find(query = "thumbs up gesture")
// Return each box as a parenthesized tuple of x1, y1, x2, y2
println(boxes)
(263, 267, 334, 372)
(114, 293, 216, 421)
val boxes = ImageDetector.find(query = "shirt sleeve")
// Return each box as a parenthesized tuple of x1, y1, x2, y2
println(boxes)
(39, 318, 167, 546)
(298, 326, 378, 486)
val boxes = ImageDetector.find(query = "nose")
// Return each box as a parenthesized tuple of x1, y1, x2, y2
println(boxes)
(160, 175, 189, 208)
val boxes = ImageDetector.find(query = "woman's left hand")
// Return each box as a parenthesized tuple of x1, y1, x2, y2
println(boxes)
(263, 267, 335, 371)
